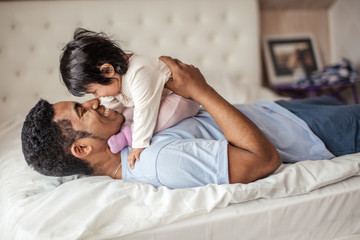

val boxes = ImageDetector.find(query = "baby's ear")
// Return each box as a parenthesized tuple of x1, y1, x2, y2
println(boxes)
(100, 63, 115, 77)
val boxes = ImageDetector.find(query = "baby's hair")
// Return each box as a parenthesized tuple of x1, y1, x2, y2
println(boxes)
(60, 28, 129, 97)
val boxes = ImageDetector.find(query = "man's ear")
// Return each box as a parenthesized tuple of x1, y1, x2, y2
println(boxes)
(70, 139, 93, 159)
(100, 63, 115, 78)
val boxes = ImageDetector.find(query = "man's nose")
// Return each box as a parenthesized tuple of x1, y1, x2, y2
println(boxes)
(83, 98, 100, 110)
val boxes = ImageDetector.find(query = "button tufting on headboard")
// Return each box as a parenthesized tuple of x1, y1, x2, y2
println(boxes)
(29, 45, 35, 53)
(137, 17, 144, 25)
(108, 19, 114, 26)
(166, 16, 173, 24)
(0, 0, 261, 124)
(15, 70, 21, 78)
(48, 68, 54, 75)
(35, 92, 41, 98)
(44, 22, 50, 29)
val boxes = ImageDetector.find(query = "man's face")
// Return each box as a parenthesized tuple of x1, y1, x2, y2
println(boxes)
(53, 98, 124, 140)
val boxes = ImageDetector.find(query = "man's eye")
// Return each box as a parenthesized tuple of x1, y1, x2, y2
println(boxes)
(81, 108, 87, 116)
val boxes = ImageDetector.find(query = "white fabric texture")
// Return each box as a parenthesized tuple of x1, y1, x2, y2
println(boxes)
(1, 116, 360, 239)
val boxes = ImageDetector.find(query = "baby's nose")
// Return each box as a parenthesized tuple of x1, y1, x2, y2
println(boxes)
(85, 98, 100, 109)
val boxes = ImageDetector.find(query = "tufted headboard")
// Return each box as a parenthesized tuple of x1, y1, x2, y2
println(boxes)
(0, 0, 262, 124)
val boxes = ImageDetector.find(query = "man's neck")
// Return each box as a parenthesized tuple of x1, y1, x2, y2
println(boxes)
(93, 151, 122, 179)
(106, 152, 122, 179)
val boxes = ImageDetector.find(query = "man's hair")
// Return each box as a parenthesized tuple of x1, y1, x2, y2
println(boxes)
(21, 99, 94, 176)
(60, 27, 129, 97)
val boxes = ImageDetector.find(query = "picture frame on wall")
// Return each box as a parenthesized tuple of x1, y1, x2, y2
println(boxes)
(263, 34, 322, 86)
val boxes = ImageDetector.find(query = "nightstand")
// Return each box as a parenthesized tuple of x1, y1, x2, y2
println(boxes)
(272, 81, 359, 104)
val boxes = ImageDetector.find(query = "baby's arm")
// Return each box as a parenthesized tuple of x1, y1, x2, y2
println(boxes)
(128, 65, 167, 167)
(119, 56, 178, 168)
(127, 148, 145, 167)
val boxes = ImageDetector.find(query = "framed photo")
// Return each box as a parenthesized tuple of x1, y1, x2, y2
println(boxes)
(263, 34, 322, 86)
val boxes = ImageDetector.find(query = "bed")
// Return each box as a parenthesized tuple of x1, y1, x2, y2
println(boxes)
(0, 0, 360, 239)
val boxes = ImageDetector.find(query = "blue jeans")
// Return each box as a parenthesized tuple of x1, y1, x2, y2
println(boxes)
(276, 97, 360, 156)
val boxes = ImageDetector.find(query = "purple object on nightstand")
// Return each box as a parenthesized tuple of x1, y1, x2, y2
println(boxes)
(272, 58, 359, 103)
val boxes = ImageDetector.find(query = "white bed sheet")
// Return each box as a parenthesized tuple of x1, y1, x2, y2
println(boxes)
(1, 115, 360, 240)
(122, 176, 360, 240)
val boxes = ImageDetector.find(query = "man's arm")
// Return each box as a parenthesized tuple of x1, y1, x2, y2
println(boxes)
(160, 56, 281, 184)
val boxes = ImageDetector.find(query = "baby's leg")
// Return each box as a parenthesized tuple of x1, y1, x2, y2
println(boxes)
(154, 93, 200, 133)
(107, 126, 132, 154)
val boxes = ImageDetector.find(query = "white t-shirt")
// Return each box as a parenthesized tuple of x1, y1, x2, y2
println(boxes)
(101, 54, 172, 148)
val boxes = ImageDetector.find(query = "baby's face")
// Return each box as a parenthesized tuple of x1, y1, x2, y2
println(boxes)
(86, 78, 120, 98)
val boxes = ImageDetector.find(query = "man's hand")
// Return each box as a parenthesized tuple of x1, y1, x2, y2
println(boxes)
(159, 56, 280, 184)
(160, 56, 211, 100)
(127, 147, 144, 169)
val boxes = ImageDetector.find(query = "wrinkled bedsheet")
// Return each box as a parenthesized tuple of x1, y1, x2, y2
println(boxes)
(1, 116, 360, 239)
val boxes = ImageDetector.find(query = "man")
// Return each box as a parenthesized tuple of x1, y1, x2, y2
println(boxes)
(21, 57, 360, 189)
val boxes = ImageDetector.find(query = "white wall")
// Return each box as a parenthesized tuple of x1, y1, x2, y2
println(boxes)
(329, 0, 360, 72)
(329, 0, 360, 103)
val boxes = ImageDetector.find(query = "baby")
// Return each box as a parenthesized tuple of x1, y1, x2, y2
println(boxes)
(60, 28, 199, 169)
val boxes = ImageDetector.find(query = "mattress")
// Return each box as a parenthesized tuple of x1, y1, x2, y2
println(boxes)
(1, 115, 360, 240)
(123, 176, 360, 240)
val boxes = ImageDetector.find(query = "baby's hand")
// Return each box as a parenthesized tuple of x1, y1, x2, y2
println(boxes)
(128, 148, 145, 169)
